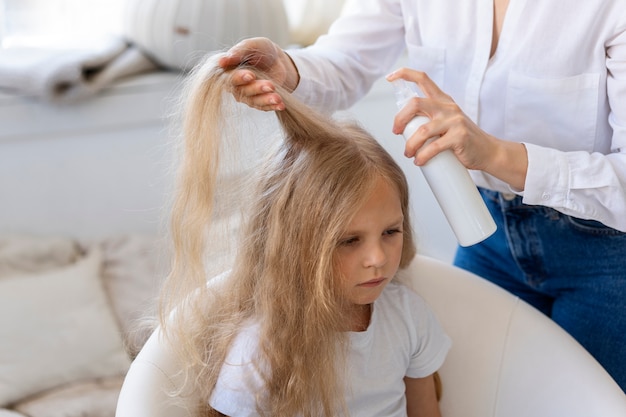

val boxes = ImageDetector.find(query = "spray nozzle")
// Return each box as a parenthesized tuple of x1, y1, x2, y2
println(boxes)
(391, 79, 420, 109)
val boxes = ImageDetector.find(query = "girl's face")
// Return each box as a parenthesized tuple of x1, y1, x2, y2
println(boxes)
(335, 178, 404, 310)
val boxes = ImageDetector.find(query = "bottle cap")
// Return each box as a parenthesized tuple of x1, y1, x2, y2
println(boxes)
(392, 79, 419, 109)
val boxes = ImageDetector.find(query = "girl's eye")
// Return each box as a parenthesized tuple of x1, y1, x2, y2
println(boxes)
(384, 228, 402, 237)
(339, 236, 359, 246)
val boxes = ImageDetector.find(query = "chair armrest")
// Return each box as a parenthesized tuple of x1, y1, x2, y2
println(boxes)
(116, 329, 199, 417)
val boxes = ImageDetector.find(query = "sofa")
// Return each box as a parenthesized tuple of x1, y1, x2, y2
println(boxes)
(0, 233, 168, 417)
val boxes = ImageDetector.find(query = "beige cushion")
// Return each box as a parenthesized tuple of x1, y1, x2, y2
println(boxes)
(0, 235, 80, 279)
(0, 249, 130, 406)
(96, 234, 168, 358)
(0, 409, 27, 417)
(13, 376, 123, 417)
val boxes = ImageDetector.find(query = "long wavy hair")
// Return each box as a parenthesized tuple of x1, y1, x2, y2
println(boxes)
(159, 52, 416, 416)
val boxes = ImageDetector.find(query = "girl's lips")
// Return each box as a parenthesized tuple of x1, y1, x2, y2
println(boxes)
(358, 277, 386, 287)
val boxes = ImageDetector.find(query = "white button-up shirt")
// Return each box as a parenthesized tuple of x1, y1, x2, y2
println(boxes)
(289, 0, 626, 231)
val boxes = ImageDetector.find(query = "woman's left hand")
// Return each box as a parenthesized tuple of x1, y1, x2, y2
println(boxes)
(386, 67, 528, 190)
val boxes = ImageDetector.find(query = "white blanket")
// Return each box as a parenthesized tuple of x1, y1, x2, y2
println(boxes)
(0, 35, 159, 102)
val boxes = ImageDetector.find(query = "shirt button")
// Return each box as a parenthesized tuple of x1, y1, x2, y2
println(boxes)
(542, 192, 551, 200)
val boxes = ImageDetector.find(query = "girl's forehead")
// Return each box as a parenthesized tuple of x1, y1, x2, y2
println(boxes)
(344, 180, 403, 228)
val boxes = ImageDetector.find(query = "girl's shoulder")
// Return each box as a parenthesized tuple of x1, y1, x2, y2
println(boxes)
(209, 319, 264, 415)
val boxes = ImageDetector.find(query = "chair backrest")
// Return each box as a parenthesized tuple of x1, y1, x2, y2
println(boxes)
(399, 255, 626, 417)
(116, 254, 626, 417)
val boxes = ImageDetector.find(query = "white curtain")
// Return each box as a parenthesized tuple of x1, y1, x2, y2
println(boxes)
(1, 0, 125, 48)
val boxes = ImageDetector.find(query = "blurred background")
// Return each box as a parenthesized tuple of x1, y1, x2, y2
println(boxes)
(1, 0, 126, 47)
(0, 0, 456, 262)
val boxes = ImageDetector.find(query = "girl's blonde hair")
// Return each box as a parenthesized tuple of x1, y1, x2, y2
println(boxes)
(160, 52, 416, 416)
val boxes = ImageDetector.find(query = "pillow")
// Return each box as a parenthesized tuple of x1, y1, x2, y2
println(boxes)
(0, 249, 131, 407)
(0, 409, 27, 417)
(97, 234, 167, 357)
(13, 376, 124, 417)
(0, 235, 80, 279)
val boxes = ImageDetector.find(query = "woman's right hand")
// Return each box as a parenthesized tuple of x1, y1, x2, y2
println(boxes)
(218, 37, 300, 111)
(386, 67, 528, 190)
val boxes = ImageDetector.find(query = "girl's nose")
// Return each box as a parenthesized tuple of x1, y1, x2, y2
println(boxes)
(364, 240, 387, 268)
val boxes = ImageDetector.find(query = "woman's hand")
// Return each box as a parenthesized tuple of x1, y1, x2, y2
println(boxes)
(218, 37, 300, 111)
(386, 67, 528, 190)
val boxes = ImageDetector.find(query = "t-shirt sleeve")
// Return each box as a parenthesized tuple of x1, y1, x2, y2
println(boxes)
(404, 289, 452, 379)
(209, 324, 265, 416)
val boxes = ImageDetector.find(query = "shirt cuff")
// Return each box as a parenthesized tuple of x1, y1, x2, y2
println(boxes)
(522, 142, 570, 208)
(285, 49, 315, 103)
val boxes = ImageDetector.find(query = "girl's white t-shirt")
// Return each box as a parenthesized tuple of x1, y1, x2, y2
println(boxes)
(210, 280, 451, 416)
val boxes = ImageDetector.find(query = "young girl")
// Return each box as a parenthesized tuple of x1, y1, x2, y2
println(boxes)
(159, 53, 451, 417)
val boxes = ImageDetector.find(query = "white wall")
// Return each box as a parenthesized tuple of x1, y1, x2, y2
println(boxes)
(0, 73, 180, 240)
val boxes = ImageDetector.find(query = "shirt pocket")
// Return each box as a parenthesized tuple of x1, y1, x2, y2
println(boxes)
(504, 71, 600, 152)
(407, 45, 445, 88)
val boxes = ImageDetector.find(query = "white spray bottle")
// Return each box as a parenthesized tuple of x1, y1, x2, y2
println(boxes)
(392, 79, 496, 246)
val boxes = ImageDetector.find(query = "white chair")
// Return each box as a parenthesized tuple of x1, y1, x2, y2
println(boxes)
(116, 255, 626, 417)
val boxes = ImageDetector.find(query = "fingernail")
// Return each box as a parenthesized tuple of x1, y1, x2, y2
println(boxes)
(261, 85, 273, 93)
(242, 74, 253, 82)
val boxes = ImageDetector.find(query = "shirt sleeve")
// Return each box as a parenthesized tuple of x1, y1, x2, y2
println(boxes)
(209, 324, 265, 416)
(520, 25, 626, 232)
(522, 143, 626, 232)
(404, 289, 452, 379)
(288, 0, 407, 111)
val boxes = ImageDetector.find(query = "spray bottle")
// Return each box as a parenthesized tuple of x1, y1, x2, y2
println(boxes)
(392, 79, 496, 246)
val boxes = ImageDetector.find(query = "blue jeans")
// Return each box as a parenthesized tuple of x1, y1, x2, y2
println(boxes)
(454, 188, 626, 393)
